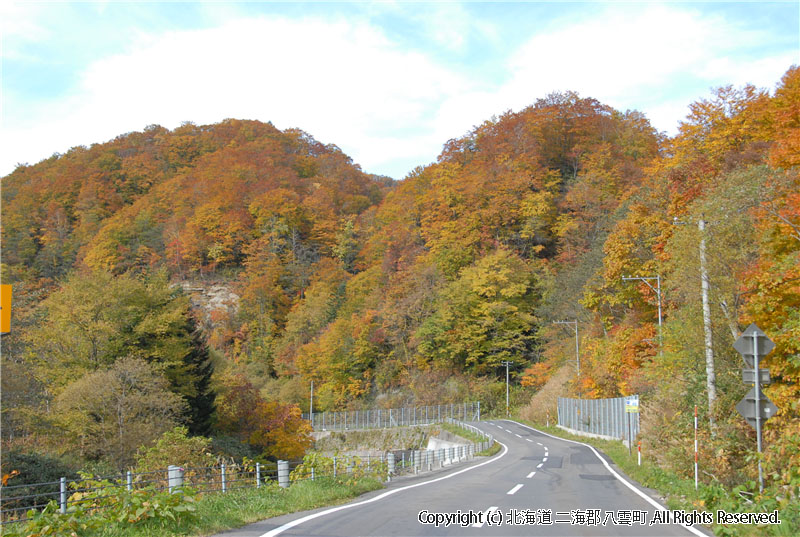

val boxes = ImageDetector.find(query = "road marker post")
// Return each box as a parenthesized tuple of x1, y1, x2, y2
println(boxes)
(694, 405, 698, 491)
(637, 441, 641, 466)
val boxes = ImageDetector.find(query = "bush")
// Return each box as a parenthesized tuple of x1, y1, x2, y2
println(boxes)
(0, 451, 80, 518)
(2, 473, 197, 537)
(210, 435, 262, 462)
(135, 427, 214, 473)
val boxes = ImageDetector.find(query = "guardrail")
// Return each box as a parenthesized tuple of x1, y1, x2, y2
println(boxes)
(302, 402, 481, 431)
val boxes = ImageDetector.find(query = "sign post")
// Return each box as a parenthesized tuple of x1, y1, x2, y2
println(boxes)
(734, 324, 777, 493)
(625, 396, 639, 456)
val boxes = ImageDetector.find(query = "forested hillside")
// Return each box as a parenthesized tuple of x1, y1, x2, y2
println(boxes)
(2, 66, 798, 500)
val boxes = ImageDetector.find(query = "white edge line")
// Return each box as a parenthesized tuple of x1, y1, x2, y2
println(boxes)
(259, 440, 509, 537)
(506, 419, 707, 537)
(472, 506, 498, 528)
(507, 484, 523, 495)
(526, 471, 536, 478)
(536, 462, 543, 468)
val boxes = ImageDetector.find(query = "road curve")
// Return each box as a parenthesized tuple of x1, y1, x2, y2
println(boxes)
(213, 420, 712, 537)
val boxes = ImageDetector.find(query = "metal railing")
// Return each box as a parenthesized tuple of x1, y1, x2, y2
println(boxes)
(1, 419, 494, 526)
(302, 402, 481, 431)
(557, 395, 640, 442)
(0, 461, 284, 525)
(377, 418, 493, 479)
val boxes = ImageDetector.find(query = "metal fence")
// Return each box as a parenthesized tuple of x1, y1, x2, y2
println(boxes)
(0, 461, 284, 525)
(1, 419, 493, 526)
(557, 395, 640, 443)
(302, 402, 481, 431)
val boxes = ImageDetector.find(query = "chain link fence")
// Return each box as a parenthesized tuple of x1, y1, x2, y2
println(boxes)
(557, 395, 640, 443)
(302, 402, 481, 431)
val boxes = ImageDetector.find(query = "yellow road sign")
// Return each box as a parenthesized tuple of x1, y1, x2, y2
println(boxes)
(1, 285, 12, 334)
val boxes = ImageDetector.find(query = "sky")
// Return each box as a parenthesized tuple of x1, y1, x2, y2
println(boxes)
(1, 1, 798, 180)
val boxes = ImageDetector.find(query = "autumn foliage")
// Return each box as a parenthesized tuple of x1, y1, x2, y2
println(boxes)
(2, 68, 799, 496)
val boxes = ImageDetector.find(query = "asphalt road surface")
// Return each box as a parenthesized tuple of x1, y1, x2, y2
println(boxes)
(214, 420, 711, 537)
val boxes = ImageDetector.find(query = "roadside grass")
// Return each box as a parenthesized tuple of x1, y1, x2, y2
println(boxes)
(84, 477, 384, 537)
(437, 422, 485, 444)
(475, 442, 502, 457)
(513, 418, 800, 537)
(438, 421, 500, 457)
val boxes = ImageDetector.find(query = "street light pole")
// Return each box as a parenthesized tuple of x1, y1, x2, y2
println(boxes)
(622, 275, 663, 356)
(501, 360, 513, 416)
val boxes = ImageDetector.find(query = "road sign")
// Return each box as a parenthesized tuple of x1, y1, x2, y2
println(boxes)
(734, 324, 775, 367)
(625, 397, 639, 413)
(0, 285, 11, 335)
(742, 369, 771, 385)
(736, 387, 778, 429)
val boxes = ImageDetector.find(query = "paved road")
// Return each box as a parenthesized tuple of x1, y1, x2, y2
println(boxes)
(214, 420, 711, 537)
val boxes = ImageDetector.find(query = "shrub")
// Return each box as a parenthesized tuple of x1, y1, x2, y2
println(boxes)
(134, 426, 214, 473)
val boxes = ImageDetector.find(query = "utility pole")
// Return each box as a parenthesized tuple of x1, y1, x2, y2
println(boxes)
(674, 216, 716, 429)
(622, 275, 663, 356)
(554, 320, 580, 396)
(553, 320, 579, 374)
(501, 361, 514, 417)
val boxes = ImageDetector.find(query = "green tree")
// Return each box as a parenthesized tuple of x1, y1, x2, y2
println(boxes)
(54, 357, 186, 469)
(416, 249, 540, 375)
(26, 269, 215, 432)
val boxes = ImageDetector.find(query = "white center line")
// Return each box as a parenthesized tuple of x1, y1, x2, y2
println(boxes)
(537, 442, 543, 446)
(537, 462, 544, 468)
(507, 484, 524, 495)
(472, 506, 499, 528)
(542, 457, 548, 462)
(515, 433, 522, 438)
(504, 429, 512, 433)
(526, 438, 533, 442)
(526, 471, 536, 478)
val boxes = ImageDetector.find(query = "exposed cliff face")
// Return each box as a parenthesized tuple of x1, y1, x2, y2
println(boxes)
(177, 281, 240, 332)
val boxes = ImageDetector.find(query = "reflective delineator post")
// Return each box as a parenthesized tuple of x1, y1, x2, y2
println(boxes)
(637, 441, 641, 466)
(60, 477, 66, 514)
(256, 462, 261, 488)
(694, 405, 699, 491)
(387, 452, 395, 481)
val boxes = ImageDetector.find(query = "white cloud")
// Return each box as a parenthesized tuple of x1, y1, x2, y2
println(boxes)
(1, 3, 796, 178)
(2, 15, 472, 176)
(0, 2, 50, 61)
(492, 4, 795, 135)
